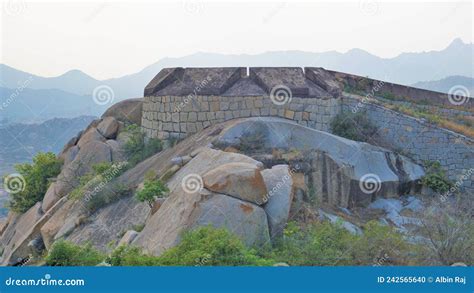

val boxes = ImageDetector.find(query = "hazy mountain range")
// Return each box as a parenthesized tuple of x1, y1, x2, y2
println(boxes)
(0, 38, 472, 124)
(0, 115, 96, 175)
(411, 75, 474, 95)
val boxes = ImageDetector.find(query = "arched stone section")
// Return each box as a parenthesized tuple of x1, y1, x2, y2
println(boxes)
(141, 67, 342, 140)
(142, 95, 341, 139)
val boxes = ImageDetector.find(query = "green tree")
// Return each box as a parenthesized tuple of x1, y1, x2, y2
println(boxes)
(135, 179, 169, 208)
(7, 152, 62, 213)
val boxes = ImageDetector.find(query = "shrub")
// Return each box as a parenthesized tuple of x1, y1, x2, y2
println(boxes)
(135, 179, 169, 208)
(7, 152, 62, 213)
(272, 220, 411, 266)
(414, 198, 474, 265)
(157, 226, 271, 266)
(109, 226, 271, 266)
(69, 162, 128, 201)
(46, 240, 105, 266)
(330, 112, 377, 142)
(108, 246, 160, 266)
(123, 124, 162, 165)
(353, 221, 411, 265)
(421, 161, 453, 193)
(272, 221, 357, 266)
(84, 183, 130, 213)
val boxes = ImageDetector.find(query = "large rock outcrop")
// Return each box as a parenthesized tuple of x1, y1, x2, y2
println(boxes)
(101, 98, 143, 125)
(0, 113, 428, 264)
(132, 148, 271, 255)
(203, 162, 268, 205)
(214, 117, 425, 208)
(42, 117, 123, 212)
(261, 165, 294, 238)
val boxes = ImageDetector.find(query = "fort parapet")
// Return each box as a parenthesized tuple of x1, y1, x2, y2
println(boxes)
(141, 67, 473, 191)
(141, 67, 342, 140)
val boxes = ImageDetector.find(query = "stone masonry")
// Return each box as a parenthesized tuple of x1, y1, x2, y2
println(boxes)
(141, 67, 473, 192)
(142, 67, 341, 140)
(343, 96, 474, 192)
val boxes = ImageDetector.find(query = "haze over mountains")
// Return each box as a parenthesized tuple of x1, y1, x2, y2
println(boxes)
(0, 38, 472, 124)
(412, 75, 474, 95)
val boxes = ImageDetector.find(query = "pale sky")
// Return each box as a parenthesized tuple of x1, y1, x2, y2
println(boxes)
(0, 0, 472, 80)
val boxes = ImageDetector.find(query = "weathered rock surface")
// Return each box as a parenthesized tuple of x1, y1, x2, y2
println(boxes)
(133, 189, 270, 256)
(318, 209, 362, 235)
(215, 117, 425, 208)
(261, 165, 294, 238)
(132, 148, 271, 255)
(0, 202, 43, 265)
(0, 116, 430, 265)
(61, 145, 79, 166)
(118, 230, 139, 247)
(77, 128, 105, 148)
(106, 139, 126, 162)
(97, 117, 120, 139)
(65, 195, 149, 252)
(42, 140, 112, 212)
(203, 162, 267, 205)
(102, 98, 143, 125)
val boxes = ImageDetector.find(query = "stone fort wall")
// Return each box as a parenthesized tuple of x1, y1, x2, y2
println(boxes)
(142, 95, 341, 140)
(342, 96, 474, 192)
(141, 67, 473, 193)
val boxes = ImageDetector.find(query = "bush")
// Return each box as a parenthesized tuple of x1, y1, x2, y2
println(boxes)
(46, 240, 105, 266)
(157, 226, 271, 266)
(135, 179, 169, 208)
(421, 161, 453, 193)
(272, 221, 357, 266)
(7, 152, 62, 213)
(109, 226, 271, 266)
(69, 162, 128, 202)
(353, 221, 411, 265)
(83, 182, 130, 213)
(414, 198, 474, 265)
(123, 124, 162, 166)
(272, 220, 411, 266)
(330, 112, 377, 142)
(107, 246, 161, 266)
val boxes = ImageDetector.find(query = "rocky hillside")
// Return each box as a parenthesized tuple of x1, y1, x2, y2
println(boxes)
(0, 99, 471, 266)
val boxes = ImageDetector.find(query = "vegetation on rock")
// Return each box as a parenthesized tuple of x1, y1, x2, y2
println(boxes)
(421, 161, 453, 193)
(271, 220, 411, 266)
(135, 179, 169, 208)
(7, 152, 62, 213)
(123, 124, 162, 166)
(45, 240, 105, 266)
(156, 226, 271, 266)
(330, 112, 378, 142)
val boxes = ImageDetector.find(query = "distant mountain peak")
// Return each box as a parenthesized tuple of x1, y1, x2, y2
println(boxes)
(59, 69, 97, 80)
(447, 37, 467, 48)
